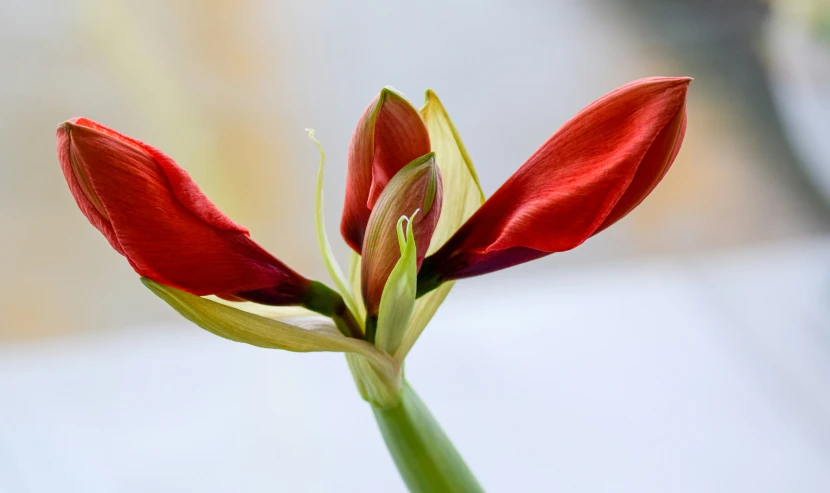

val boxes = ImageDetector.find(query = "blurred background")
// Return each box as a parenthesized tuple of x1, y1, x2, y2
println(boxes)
(1, 0, 829, 491)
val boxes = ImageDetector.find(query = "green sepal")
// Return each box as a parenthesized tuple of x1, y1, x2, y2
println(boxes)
(375, 214, 418, 357)
(419, 89, 485, 255)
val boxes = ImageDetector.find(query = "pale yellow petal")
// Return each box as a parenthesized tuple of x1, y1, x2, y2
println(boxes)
(205, 296, 317, 320)
(277, 315, 341, 335)
(420, 90, 485, 255)
(394, 91, 486, 360)
(395, 281, 454, 361)
(144, 279, 395, 374)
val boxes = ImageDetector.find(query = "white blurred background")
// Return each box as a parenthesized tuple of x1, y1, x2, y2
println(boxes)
(1, 0, 829, 491)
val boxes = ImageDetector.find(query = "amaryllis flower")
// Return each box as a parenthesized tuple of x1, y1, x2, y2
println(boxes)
(58, 76, 690, 493)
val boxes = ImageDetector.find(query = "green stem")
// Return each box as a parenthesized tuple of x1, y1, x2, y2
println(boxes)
(372, 380, 483, 493)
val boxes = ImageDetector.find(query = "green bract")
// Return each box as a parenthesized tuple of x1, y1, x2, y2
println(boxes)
(375, 213, 419, 358)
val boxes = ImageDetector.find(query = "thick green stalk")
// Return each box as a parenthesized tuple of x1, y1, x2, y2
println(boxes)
(372, 380, 483, 493)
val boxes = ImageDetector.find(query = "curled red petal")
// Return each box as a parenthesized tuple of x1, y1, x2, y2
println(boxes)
(57, 118, 309, 302)
(340, 88, 430, 253)
(425, 77, 690, 281)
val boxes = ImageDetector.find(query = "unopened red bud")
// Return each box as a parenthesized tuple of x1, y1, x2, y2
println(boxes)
(361, 153, 442, 316)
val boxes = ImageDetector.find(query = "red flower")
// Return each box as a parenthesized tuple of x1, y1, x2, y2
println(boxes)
(57, 117, 310, 305)
(340, 88, 431, 253)
(418, 77, 690, 292)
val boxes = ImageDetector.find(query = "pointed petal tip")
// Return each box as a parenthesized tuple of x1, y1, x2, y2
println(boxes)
(411, 152, 438, 176)
(58, 117, 110, 139)
(631, 76, 691, 101)
(673, 76, 693, 87)
(652, 76, 693, 88)
(632, 76, 692, 87)
(379, 86, 416, 107)
(59, 117, 92, 129)
(401, 152, 437, 171)
(380, 86, 403, 99)
(57, 118, 81, 134)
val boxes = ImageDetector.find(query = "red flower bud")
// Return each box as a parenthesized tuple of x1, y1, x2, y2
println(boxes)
(420, 77, 690, 285)
(57, 117, 310, 304)
(340, 88, 431, 254)
(361, 153, 442, 316)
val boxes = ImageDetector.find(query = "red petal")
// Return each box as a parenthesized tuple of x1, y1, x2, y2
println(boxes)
(426, 77, 690, 280)
(67, 117, 248, 234)
(340, 89, 430, 253)
(595, 100, 687, 233)
(57, 123, 123, 256)
(58, 118, 309, 301)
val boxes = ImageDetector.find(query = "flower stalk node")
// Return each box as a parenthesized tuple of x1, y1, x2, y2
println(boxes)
(346, 353, 402, 409)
